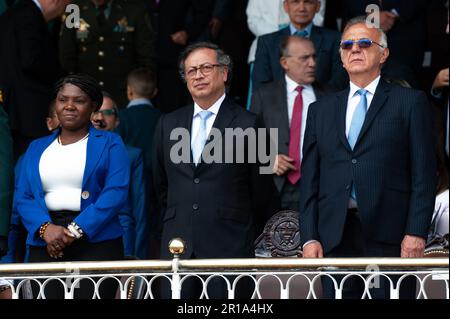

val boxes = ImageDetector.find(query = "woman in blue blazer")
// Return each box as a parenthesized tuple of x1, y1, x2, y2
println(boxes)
(15, 74, 130, 298)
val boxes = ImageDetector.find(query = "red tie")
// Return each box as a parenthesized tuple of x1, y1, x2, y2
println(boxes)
(287, 86, 304, 185)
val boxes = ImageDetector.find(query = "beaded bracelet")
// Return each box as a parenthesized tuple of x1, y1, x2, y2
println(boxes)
(38, 222, 51, 239)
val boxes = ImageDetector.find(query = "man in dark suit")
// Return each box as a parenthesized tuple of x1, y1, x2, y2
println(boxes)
(252, 0, 347, 92)
(153, 42, 272, 298)
(299, 17, 437, 299)
(251, 36, 330, 211)
(0, 0, 69, 159)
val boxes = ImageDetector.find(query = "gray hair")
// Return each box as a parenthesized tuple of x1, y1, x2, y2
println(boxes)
(341, 15, 388, 54)
(279, 35, 315, 57)
(178, 42, 233, 85)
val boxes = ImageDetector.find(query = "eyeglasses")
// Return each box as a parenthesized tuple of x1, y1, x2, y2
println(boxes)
(340, 38, 385, 50)
(93, 109, 117, 117)
(184, 63, 223, 79)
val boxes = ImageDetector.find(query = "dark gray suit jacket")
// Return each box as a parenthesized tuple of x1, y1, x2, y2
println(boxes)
(250, 79, 331, 193)
(299, 79, 437, 254)
(152, 97, 273, 259)
(252, 26, 348, 92)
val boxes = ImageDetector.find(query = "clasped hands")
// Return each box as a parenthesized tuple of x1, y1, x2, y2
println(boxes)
(41, 224, 76, 259)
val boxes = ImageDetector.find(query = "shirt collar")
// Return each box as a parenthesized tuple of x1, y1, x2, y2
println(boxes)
(32, 0, 43, 13)
(193, 94, 226, 118)
(285, 74, 313, 93)
(289, 22, 313, 37)
(127, 98, 152, 108)
(349, 75, 381, 98)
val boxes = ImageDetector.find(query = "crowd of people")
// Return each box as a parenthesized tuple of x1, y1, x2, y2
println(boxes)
(0, 0, 448, 299)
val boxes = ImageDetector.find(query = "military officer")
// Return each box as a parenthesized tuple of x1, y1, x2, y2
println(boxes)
(59, 0, 156, 107)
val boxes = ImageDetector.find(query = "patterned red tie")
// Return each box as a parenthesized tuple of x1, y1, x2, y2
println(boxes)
(287, 86, 304, 185)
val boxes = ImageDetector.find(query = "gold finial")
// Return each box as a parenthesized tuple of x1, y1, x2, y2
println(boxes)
(168, 238, 186, 257)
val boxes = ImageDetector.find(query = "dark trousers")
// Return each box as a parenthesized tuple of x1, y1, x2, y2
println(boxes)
(28, 211, 124, 299)
(321, 210, 417, 299)
(280, 180, 301, 211)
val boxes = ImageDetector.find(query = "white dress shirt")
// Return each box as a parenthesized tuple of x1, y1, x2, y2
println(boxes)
(39, 137, 88, 212)
(190, 94, 226, 148)
(285, 75, 316, 161)
(345, 76, 380, 137)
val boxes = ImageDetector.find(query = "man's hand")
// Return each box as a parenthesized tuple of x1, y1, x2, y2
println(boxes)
(432, 68, 449, 91)
(302, 241, 324, 258)
(401, 234, 426, 258)
(379, 11, 397, 32)
(273, 154, 296, 176)
(171, 31, 188, 46)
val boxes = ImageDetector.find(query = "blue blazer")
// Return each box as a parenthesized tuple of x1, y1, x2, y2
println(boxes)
(15, 126, 130, 246)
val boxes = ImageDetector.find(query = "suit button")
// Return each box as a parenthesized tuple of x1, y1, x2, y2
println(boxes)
(351, 159, 357, 164)
(194, 178, 200, 184)
(99, 36, 104, 42)
(81, 191, 90, 200)
(98, 51, 104, 57)
(99, 81, 104, 86)
(192, 204, 199, 210)
(98, 66, 104, 71)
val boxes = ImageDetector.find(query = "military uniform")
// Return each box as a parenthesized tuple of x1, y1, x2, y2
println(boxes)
(59, 0, 156, 107)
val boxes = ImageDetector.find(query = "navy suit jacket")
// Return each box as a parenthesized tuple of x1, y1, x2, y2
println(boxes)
(252, 26, 348, 92)
(15, 126, 130, 246)
(299, 79, 437, 254)
(152, 97, 273, 259)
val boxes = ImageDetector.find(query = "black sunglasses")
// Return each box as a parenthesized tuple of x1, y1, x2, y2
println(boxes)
(340, 38, 385, 50)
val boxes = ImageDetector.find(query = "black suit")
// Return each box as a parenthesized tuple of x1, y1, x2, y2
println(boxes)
(252, 26, 348, 92)
(251, 79, 331, 209)
(153, 97, 272, 259)
(299, 79, 436, 253)
(0, 0, 62, 156)
(299, 79, 437, 298)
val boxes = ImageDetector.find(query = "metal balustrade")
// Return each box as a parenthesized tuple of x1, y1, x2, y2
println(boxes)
(0, 239, 448, 299)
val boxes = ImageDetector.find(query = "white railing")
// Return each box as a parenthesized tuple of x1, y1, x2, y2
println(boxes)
(0, 257, 448, 299)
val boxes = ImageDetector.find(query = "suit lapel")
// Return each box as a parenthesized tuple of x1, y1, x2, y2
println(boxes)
(274, 79, 290, 152)
(355, 80, 390, 148)
(82, 126, 107, 186)
(335, 88, 352, 152)
(30, 132, 59, 210)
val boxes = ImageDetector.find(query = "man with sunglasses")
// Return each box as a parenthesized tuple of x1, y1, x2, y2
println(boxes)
(299, 16, 436, 299)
